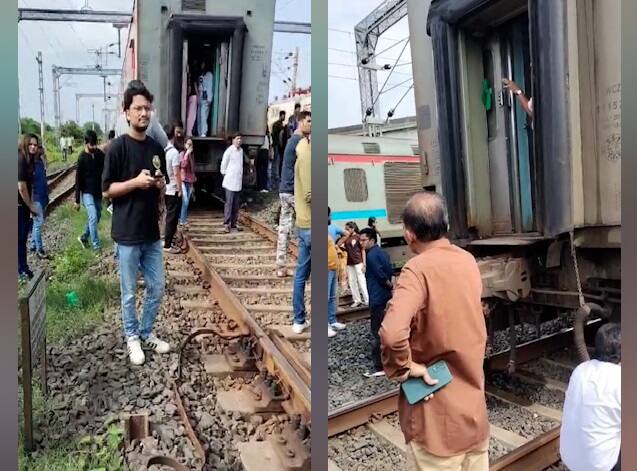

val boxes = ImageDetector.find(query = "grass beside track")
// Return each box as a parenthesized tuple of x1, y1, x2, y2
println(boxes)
(19, 203, 122, 469)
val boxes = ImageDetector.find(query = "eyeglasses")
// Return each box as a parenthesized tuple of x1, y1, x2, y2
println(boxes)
(130, 105, 152, 113)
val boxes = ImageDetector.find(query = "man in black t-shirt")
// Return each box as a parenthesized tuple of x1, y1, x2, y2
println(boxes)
(102, 80, 170, 366)
(75, 130, 105, 250)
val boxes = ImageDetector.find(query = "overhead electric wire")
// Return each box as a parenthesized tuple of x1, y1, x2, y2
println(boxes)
(368, 38, 409, 112)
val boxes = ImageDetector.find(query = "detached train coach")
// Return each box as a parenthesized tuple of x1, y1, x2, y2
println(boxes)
(328, 134, 423, 268)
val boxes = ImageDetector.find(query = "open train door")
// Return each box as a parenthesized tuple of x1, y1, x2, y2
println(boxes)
(166, 14, 246, 137)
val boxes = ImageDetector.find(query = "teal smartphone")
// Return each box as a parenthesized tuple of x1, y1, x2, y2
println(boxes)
(400, 360, 453, 405)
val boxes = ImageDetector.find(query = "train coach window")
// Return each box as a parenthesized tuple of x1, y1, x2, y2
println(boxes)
(182, 0, 205, 11)
(362, 142, 381, 154)
(344, 168, 369, 202)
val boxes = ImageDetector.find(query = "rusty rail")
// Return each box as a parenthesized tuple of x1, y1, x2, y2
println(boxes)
(46, 163, 76, 184)
(328, 322, 592, 437)
(46, 165, 77, 215)
(328, 389, 398, 437)
(490, 427, 561, 470)
(183, 230, 311, 424)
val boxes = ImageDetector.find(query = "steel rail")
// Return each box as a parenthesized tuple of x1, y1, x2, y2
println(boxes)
(184, 224, 311, 424)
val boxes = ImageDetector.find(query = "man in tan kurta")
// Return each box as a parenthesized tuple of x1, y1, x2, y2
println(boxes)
(379, 192, 489, 470)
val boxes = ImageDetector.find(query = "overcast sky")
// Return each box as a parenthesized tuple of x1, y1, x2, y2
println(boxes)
(328, 0, 415, 129)
(18, 0, 310, 129)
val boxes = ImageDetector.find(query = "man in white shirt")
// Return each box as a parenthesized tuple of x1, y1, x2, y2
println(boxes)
(560, 322, 621, 471)
(163, 124, 183, 254)
(60, 135, 68, 162)
(197, 60, 214, 137)
(220, 135, 245, 233)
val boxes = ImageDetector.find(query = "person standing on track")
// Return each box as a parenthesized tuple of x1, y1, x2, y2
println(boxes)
(75, 130, 105, 251)
(60, 135, 68, 162)
(359, 227, 393, 377)
(102, 80, 171, 366)
(18, 135, 39, 281)
(163, 127, 183, 254)
(291, 130, 311, 334)
(29, 141, 49, 259)
(220, 135, 246, 233)
(257, 124, 271, 192)
(270, 110, 287, 190)
(276, 111, 311, 278)
(327, 234, 346, 338)
(380, 192, 489, 471)
(339, 221, 369, 308)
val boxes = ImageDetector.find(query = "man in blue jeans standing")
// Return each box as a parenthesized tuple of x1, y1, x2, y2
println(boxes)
(102, 80, 171, 366)
(292, 133, 311, 334)
(75, 130, 105, 250)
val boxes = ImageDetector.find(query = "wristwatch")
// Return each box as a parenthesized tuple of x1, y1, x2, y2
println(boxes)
(515, 89, 523, 96)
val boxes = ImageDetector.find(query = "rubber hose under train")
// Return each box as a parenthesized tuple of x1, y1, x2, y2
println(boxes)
(574, 302, 610, 363)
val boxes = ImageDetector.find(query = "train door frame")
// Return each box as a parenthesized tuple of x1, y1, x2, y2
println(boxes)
(427, 0, 572, 238)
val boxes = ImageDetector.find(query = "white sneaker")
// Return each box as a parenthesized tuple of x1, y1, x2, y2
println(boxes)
(292, 321, 310, 334)
(328, 326, 336, 338)
(141, 333, 171, 353)
(330, 322, 346, 331)
(351, 302, 361, 308)
(127, 337, 145, 365)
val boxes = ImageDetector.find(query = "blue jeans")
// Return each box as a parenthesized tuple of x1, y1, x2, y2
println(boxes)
(293, 228, 311, 325)
(18, 205, 31, 275)
(30, 201, 45, 252)
(179, 182, 193, 224)
(117, 240, 165, 339)
(80, 193, 102, 249)
(328, 270, 337, 325)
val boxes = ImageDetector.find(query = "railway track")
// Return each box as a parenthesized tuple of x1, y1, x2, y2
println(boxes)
(327, 319, 600, 470)
(160, 209, 311, 470)
(46, 164, 77, 215)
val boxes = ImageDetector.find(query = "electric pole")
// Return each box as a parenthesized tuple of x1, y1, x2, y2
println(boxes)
(291, 47, 299, 94)
(36, 52, 45, 142)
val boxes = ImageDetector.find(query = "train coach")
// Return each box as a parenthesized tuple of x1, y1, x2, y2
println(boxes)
(328, 134, 424, 268)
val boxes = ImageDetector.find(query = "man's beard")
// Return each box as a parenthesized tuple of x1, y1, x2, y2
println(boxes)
(132, 122, 149, 133)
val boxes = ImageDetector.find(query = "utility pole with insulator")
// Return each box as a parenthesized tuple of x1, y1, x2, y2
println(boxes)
(291, 47, 299, 94)
(36, 52, 45, 144)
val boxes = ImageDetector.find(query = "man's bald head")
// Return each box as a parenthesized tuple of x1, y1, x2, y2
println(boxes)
(402, 192, 449, 243)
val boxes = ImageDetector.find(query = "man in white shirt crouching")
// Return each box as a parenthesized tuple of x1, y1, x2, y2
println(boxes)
(560, 322, 621, 471)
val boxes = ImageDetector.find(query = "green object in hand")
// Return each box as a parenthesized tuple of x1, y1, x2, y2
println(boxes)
(481, 79, 493, 111)
(66, 291, 79, 307)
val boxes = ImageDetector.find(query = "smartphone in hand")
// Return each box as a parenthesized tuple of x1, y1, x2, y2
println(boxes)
(401, 360, 453, 405)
